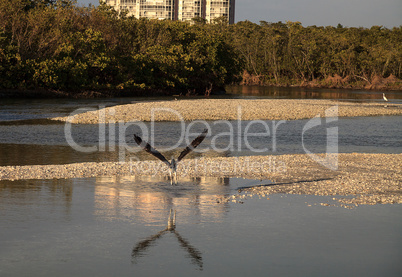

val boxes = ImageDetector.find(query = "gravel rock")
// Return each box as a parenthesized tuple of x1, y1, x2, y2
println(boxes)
(1, 153, 400, 206)
(50, 99, 402, 123)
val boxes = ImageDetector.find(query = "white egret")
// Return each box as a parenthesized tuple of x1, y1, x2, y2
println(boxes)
(383, 93, 388, 102)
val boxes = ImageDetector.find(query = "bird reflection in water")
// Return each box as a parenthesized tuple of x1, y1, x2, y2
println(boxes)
(131, 209, 203, 270)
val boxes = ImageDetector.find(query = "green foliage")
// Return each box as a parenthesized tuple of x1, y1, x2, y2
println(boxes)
(0, 0, 241, 93)
(0, 31, 22, 88)
(0, 0, 401, 94)
(229, 21, 402, 84)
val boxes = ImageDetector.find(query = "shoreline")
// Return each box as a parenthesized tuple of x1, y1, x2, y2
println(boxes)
(241, 72, 402, 91)
(1, 84, 402, 99)
(0, 88, 173, 99)
(50, 99, 402, 124)
(1, 153, 401, 206)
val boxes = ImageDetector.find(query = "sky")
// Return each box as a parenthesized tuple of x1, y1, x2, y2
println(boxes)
(78, 0, 402, 28)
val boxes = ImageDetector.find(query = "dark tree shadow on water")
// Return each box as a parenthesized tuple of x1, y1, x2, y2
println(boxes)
(131, 209, 203, 271)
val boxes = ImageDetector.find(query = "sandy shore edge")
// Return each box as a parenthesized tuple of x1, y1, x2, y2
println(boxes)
(1, 153, 401, 206)
(50, 99, 402, 123)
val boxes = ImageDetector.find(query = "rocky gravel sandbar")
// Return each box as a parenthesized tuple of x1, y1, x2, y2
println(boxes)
(1, 153, 401, 207)
(51, 99, 402, 123)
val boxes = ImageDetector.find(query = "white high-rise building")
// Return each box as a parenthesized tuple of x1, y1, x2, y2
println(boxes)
(205, 0, 233, 23)
(104, 0, 175, 20)
(176, 0, 202, 22)
(103, 0, 235, 24)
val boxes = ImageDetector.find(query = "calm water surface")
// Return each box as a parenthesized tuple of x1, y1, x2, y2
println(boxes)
(0, 86, 401, 276)
(0, 116, 400, 166)
(1, 177, 401, 277)
(1, 86, 401, 122)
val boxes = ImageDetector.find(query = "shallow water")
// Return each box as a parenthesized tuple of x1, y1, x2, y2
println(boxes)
(227, 85, 402, 100)
(0, 177, 401, 277)
(0, 116, 400, 166)
(1, 86, 401, 122)
(1, 87, 401, 276)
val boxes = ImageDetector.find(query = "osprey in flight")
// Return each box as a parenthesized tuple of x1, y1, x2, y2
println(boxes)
(134, 129, 208, 185)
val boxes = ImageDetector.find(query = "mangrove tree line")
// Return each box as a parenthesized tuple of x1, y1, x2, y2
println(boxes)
(1, 0, 401, 95)
(0, 0, 241, 94)
(230, 20, 402, 88)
